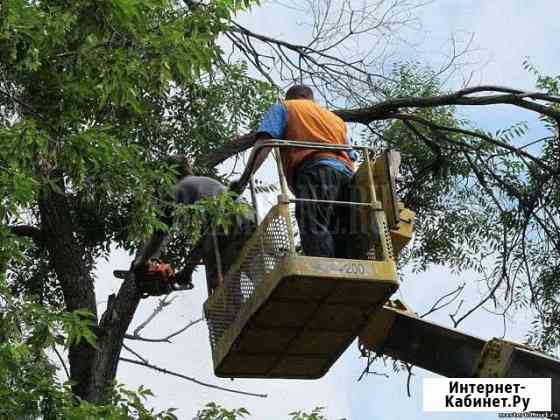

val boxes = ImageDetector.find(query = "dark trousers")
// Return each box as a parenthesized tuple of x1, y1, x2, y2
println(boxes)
(202, 214, 255, 294)
(293, 164, 352, 258)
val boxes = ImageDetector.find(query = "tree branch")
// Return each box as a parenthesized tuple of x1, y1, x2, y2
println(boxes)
(335, 85, 560, 126)
(205, 86, 560, 170)
(391, 113, 554, 173)
(133, 295, 176, 337)
(38, 182, 99, 400)
(125, 318, 203, 343)
(357, 352, 389, 381)
(229, 22, 393, 83)
(120, 357, 268, 398)
(122, 343, 148, 364)
(89, 279, 141, 402)
(53, 346, 70, 379)
(7, 225, 44, 243)
(404, 363, 414, 398)
(202, 133, 256, 168)
(420, 282, 466, 318)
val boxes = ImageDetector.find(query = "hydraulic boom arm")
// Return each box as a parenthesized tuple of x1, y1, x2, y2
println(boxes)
(360, 301, 560, 412)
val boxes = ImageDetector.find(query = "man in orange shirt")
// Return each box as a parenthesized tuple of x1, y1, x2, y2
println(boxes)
(254, 85, 355, 258)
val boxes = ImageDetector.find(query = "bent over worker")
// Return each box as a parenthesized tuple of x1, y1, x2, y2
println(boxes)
(132, 160, 254, 295)
(254, 85, 355, 258)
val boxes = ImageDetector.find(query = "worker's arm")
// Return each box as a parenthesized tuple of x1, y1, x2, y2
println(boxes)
(346, 135, 359, 162)
(237, 136, 273, 190)
(237, 102, 287, 188)
(132, 230, 169, 270)
(131, 205, 173, 270)
(341, 118, 358, 162)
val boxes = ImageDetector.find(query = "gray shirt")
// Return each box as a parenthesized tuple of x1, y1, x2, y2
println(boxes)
(175, 176, 226, 205)
(134, 176, 227, 268)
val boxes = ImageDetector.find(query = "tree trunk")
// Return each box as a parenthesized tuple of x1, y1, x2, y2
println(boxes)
(39, 186, 99, 400)
(89, 277, 141, 402)
(39, 183, 146, 402)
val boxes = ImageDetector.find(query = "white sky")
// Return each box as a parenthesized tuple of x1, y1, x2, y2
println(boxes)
(94, 1, 560, 418)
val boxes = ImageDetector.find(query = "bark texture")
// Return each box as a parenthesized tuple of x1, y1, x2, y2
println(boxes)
(39, 182, 141, 402)
(39, 186, 98, 400)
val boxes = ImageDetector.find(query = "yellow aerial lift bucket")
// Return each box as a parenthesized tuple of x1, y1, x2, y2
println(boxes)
(204, 140, 411, 379)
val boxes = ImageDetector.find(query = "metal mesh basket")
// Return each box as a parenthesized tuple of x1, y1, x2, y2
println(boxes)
(206, 204, 292, 351)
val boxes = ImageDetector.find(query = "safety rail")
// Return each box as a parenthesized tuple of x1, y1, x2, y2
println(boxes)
(235, 139, 388, 223)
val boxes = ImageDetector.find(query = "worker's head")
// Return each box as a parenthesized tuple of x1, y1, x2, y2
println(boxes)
(285, 85, 314, 101)
(167, 155, 194, 179)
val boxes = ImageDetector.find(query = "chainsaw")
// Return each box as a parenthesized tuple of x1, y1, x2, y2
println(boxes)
(113, 259, 194, 299)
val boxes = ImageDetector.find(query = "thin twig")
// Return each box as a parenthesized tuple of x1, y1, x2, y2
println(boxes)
(133, 295, 175, 336)
(53, 346, 70, 379)
(420, 282, 466, 318)
(393, 113, 553, 173)
(404, 363, 414, 398)
(125, 318, 203, 343)
(451, 278, 504, 328)
(357, 352, 389, 381)
(163, 317, 204, 342)
(120, 357, 268, 398)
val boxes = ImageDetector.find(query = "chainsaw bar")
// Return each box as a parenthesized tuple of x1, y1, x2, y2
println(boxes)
(113, 269, 194, 292)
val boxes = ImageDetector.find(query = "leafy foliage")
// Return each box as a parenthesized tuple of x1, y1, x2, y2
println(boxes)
(1, 0, 558, 416)
(174, 191, 253, 244)
(364, 63, 495, 272)
(0, 0, 274, 412)
(193, 403, 328, 420)
(289, 407, 327, 420)
(194, 403, 250, 420)
(0, 0, 273, 299)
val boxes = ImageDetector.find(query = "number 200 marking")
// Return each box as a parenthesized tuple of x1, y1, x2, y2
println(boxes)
(342, 263, 366, 275)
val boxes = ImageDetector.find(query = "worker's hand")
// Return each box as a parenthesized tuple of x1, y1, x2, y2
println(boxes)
(174, 269, 194, 287)
(228, 178, 244, 195)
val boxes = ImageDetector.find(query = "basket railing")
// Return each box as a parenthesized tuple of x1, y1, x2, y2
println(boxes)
(237, 139, 380, 213)
(206, 203, 292, 351)
(206, 139, 398, 349)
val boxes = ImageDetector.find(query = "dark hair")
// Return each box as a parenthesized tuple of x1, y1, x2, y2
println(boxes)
(285, 85, 314, 100)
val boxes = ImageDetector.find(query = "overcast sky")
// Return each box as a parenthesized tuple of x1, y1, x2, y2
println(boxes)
(95, 1, 559, 419)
